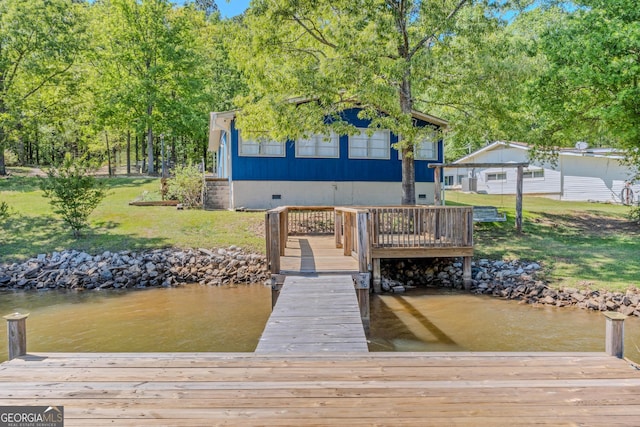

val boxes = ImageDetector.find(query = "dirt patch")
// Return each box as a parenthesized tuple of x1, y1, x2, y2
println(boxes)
(533, 211, 640, 236)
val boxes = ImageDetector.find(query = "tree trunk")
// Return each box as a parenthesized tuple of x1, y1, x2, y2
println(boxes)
(126, 130, 131, 175)
(0, 145, 6, 176)
(399, 75, 415, 205)
(105, 131, 112, 177)
(146, 120, 154, 174)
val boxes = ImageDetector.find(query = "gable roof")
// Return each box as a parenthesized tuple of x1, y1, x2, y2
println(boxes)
(208, 106, 448, 152)
(452, 141, 626, 165)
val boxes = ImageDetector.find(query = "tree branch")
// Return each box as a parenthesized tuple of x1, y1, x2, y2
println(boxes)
(408, 0, 469, 60)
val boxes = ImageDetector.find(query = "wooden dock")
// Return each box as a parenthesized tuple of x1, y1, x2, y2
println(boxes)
(280, 236, 358, 274)
(1, 351, 640, 425)
(256, 275, 368, 353)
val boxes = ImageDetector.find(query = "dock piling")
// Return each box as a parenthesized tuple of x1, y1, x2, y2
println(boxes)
(4, 312, 29, 360)
(604, 311, 626, 358)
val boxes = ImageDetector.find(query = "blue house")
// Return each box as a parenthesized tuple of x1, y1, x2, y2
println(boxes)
(207, 107, 447, 209)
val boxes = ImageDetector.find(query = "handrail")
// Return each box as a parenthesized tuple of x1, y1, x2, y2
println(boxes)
(265, 205, 474, 275)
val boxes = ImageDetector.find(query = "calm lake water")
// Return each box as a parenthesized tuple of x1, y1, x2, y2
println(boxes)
(1, 285, 638, 363)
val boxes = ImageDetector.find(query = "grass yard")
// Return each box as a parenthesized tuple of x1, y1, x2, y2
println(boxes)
(1, 168, 639, 292)
(0, 171, 265, 262)
(446, 191, 640, 291)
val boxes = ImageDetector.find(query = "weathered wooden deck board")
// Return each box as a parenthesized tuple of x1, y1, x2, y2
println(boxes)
(1, 352, 640, 426)
(256, 275, 368, 353)
(280, 236, 358, 274)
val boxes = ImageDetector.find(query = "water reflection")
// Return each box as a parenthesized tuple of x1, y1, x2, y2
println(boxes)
(0, 284, 272, 362)
(369, 288, 640, 364)
(1, 286, 638, 364)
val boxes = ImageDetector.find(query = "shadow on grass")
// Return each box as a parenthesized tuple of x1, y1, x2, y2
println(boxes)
(0, 176, 158, 193)
(0, 214, 169, 263)
(474, 211, 640, 289)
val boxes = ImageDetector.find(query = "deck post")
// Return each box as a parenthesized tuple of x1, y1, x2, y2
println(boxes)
(604, 312, 626, 358)
(266, 211, 281, 274)
(353, 273, 370, 332)
(372, 258, 381, 293)
(4, 312, 29, 360)
(356, 211, 370, 273)
(270, 274, 286, 310)
(335, 210, 343, 248)
(343, 213, 353, 256)
(279, 209, 288, 256)
(463, 257, 472, 290)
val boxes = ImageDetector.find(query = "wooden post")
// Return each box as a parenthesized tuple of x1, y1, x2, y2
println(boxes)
(434, 167, 442, 206)
(515, 165, 523, 233)
(266, 211, 281, 274)
(343, 213, 352, 256)
(604, 312, 626, 358)
(356, 212, 370, 273)
(353, 273, 370, 332)
(270, 275, 286, 310)
(372, 258, 381, 294)
(463, 257, 472, 290)
(4, 312, 29, 360)
(279, 209, 288, 256)
(335, 210, 343, 248)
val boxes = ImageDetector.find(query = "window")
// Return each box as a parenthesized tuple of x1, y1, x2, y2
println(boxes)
(296, 133, 340, 158)
(348, 129, 390, 159)
(444, 176, 454, 186)
(523, 169, 544, 179)
(238, 133, 285, 157)
(486, 172, 507, 181)
(457, 175, 466, 185)
(415, 140, 438, 160)
(396, 132, 438, 160)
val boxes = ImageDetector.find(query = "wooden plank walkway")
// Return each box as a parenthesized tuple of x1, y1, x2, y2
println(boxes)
(280, 236, 358, 274)
(1, 351, 640, 425)
(256, 275, 368, 353)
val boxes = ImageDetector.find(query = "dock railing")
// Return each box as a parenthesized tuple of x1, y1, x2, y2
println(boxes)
(266, 205, 474, 279)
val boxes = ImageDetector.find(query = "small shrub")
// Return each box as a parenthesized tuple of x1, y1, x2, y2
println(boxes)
(167, 165, 203, 208)
(0, 201, 10, 221)
(40, 154, 108, 237)
(629, 206, 640, 225)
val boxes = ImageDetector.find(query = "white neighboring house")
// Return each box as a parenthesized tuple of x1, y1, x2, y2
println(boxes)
(446, 141, 640, 204)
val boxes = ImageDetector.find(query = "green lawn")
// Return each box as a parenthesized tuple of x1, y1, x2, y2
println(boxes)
(2, 172, 639, 292)
(0, 174, 265, 261)
(446, 191, 640, 291)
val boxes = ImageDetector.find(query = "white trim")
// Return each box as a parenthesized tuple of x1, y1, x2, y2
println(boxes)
(295, 132, 340, 158)
(238, 132, 285, 157)
(348, 129, 390, 160)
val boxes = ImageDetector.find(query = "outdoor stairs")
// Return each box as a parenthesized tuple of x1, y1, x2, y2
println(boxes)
(203, 177, 229, 210)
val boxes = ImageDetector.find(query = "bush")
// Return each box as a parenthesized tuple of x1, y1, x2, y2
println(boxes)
(630, 206, 640, 225)
(167, 165, 203, 208)
(0, 201, 10, 221)
(40, 154, 108, 237)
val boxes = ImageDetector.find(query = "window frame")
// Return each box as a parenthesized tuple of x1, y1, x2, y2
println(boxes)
(523, 169, 545, 179)
(295, 132, 340, 159)
(348, 128, 391, 160)
(486, 172, 507, 181)
(238, 132, 285, 157)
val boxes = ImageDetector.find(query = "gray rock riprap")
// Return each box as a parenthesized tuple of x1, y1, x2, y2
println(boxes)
(0, 247, 269, 291)
(381, 258, 640, 317)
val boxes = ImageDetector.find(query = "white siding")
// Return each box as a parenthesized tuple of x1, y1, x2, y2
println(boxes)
(446, 145, 561, 195)
(230, 181, 436, 209)
(559, 155, 638, 203)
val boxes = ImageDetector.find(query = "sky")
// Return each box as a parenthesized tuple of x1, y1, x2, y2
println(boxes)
(218, 0, 250, 18)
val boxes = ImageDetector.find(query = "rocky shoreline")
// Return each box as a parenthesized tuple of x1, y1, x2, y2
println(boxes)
(2, 249, 638, 318)
(380, 258, 640, 317)
(0, 247, 270, 291)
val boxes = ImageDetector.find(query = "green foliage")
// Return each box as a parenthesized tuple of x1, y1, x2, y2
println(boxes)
(528, 0, 640, 163)
(166, 165, 203, 208)
(0, 201, 10, 221)
(629, 206, 640, 225)
(39, 155, 108, 237)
